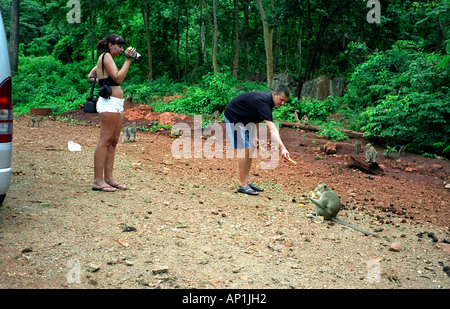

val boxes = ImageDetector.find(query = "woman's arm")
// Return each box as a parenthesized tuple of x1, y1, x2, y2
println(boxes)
(102, 48, 134, 84)
(88, 66, 97, 82)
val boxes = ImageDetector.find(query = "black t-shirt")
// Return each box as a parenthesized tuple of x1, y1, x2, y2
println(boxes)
(224, 91, 274, 125)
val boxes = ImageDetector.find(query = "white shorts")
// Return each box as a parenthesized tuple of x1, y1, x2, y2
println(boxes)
(96, 96, 124, 113)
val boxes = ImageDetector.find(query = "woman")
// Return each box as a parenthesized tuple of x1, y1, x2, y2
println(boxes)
(88, 34, 137, 192)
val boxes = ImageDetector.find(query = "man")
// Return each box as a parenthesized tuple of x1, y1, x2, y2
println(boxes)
(224, 85, 291, 195)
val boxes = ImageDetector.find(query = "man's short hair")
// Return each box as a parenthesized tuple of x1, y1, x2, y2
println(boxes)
(274, 85, 291, 97)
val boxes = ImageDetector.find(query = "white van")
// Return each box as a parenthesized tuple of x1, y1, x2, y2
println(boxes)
(0, 12, 13, 206)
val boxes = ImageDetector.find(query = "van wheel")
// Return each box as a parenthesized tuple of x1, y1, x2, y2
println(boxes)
(0, 194, 5, 206)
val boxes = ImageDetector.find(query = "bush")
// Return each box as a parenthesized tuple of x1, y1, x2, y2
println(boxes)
(273, 96, 341, 125)
(343, 40, 449, 154)
(152, 72, 267, 115)
(12, 56, 93, 114)
(363, 92, 449, 153)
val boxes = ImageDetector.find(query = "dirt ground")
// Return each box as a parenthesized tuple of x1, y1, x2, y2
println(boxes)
(0, 104, 449, 291)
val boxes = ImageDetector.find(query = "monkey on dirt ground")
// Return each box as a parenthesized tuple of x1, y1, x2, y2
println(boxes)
(308, 183, 379, 238)
(28, 116, 45, 127)
(122, 125, 137, 143)
(365, 143, 378, 163)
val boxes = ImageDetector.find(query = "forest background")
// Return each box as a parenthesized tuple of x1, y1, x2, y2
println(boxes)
(1, 0, 449, 156)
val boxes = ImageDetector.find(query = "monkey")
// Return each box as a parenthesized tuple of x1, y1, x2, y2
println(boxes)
(365, 143, 378, 163)
(397, 145, 405, 158)
(308, 183, 379, 238)
(301, 115, 309, 127)
(354, 140, 362, 155)
(125, 94, 133, 109)
(121, 125, 137, 143)
(28, 116, 45, 127)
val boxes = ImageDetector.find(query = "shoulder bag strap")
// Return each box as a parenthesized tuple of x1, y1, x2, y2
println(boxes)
(89, 75, 97, 97)
(101, 53, 109, 86)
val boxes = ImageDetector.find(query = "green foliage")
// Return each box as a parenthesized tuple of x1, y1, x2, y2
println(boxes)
(317, 120, 349, 142)
(152, 72, 267, 115)
(343, 40, 449, 154)
(273, 96, 340, 124)
(343, 40, 448, 109)
(12, 56, 92, 114)
(123, 73, 185, 104)
(383, 145, 398, 157)
(363, 92, 449, 153)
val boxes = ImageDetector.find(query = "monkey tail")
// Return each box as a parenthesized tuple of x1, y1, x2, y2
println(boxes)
(331, 218, 379, 238)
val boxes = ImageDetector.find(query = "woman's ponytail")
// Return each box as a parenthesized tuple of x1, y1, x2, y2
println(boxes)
(96, 34, 125, 54)
(97, 37, 109, 53)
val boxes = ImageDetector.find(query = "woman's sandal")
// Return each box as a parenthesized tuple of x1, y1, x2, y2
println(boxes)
(237, 185, 259, 195)
(248, 183, 264, 192)
(92, 185, 117, 192)
(111, 183, 127, 190)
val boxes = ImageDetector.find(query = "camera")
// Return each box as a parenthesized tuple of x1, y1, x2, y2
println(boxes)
(125, 50, 141, 61)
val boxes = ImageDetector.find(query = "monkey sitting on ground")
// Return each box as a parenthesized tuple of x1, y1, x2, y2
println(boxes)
(28, 116, 45, 127)
(121, 125, 137, 143)
(301, 115, 309, 127)
(354, 140, 362, 155)
(365, 143, 378, 163)
(397, 145, 406, 158)
(308, 183, 379, 237)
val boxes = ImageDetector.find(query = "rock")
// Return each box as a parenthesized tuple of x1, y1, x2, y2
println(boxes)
(271, 72, 298, 95)
(124, 260, 134, 266)
(209, 278, 220, 286)
(431, 164, 442, 170)
(443, 266, 450, 277)
(123, 226, 137, 232)
(388, 242, 405, 252)
(284, 241, 294, 247)
(107, 258, 119, 265)
(323, 142, 337, 155)
(86, 264, 100, 273)
(300, 75, 346, 101)
(440, 243, 450, 255)
(152, 266, 169, 275)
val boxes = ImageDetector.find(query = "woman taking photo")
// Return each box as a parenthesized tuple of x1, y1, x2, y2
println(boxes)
(88, 34, 137, 192)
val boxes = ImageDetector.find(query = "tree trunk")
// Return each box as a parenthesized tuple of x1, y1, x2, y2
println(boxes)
(255, 0, 274, 89)
(212, 0, 219, 74)
(185, 4, 188, 83)
(200, 0, 207, 65)
(142, 5, 153, 81)
(9, 0, 20, 76)
(203, 0, 219, 74)
(242, 0, 250, 80)
(176, 15, 181, 82)
(232, 0, 240, 77)
(281, 112, 365, 139)
(347, 155, 384, 175)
